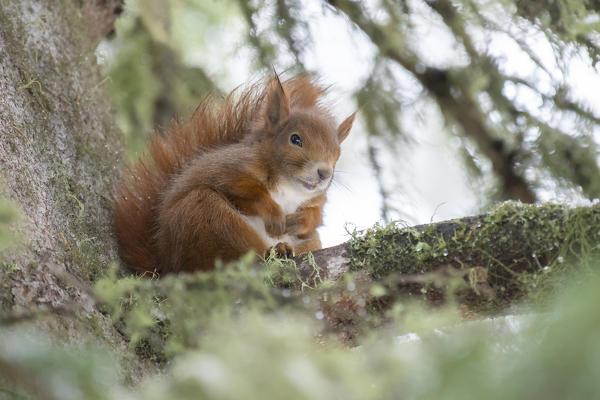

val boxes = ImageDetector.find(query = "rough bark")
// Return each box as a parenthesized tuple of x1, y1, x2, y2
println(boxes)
(0, 0, 154, 383)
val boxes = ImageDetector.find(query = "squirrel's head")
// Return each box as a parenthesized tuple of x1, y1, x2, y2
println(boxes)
(258, 75, 356, 194)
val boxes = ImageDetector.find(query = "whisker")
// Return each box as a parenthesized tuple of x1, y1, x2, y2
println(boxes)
(331, 178, 352, 193)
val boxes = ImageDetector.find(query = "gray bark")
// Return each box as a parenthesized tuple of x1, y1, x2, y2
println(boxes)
(0, 0, 154, 382)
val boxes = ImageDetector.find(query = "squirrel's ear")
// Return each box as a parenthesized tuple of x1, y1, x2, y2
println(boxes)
(337, 111, 356, 143)
(264, 75, 290, 132)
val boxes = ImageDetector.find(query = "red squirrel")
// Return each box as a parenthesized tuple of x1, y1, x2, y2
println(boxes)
(113, 74, 355, 273)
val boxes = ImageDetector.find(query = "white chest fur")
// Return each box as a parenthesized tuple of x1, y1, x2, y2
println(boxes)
(240, 180, 317, 248)
(270, 179, 316, 214)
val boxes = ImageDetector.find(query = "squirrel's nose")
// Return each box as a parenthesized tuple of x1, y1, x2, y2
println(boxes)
(317, 167, 332, 181)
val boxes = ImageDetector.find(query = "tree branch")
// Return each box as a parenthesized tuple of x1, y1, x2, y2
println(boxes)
(327, 0, 536, 202)
(295, 203, 599, 310)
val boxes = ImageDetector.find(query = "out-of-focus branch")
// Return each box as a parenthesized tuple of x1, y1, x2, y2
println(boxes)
(275, 0, 307, 68)
(366, 138, 391, 221)
(237, 0, 277, 68)
(329, 1, 525, 197)
(327, 0, 536, 202)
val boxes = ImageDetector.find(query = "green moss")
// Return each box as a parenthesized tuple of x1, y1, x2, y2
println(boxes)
(263, 249, 324, 291)
(263, 249, 300, 287)
(349, 202, 600, 305)
(93, 255, 311, 362)
(65, 240, 106, 281)
(1, 262, 20, 275)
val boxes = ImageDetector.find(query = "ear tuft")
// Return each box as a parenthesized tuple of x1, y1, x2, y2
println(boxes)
(264, 74, 290, 132)
(337, 111, 357, 143)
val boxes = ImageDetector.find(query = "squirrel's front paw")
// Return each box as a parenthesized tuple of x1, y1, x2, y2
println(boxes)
(264, 214, 286, 236)
(284, 211, 302, 235)
(267, 242, 294, 259)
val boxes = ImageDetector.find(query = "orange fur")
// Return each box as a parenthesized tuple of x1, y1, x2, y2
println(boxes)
(113, 74, 355, 274)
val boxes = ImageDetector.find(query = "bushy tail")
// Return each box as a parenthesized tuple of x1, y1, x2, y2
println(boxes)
(112, 74, 328, 273)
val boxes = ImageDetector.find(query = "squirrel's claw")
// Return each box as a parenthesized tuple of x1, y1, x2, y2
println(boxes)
(270, 242, 294, 259)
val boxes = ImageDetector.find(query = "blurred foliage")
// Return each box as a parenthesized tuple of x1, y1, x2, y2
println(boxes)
(4, 257, 600, 399)
(127, 279, 600, 400)
(2, 191, 599, 400)
(92, 253, 305, 362)
(104, 0, 600, 214)
(0, 204, 576, 399)
(0, 334, 119, 400)
(104, 0, 227, 158)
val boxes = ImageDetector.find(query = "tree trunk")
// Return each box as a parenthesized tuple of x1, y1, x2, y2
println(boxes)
(0, 0, 154, 382)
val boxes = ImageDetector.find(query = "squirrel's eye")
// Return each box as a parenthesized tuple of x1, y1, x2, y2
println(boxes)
(290, 133, 302, 147)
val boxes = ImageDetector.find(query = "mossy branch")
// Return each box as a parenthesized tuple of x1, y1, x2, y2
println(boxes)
(89, 203, 600, 356)
(295, 202, 600, 309)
